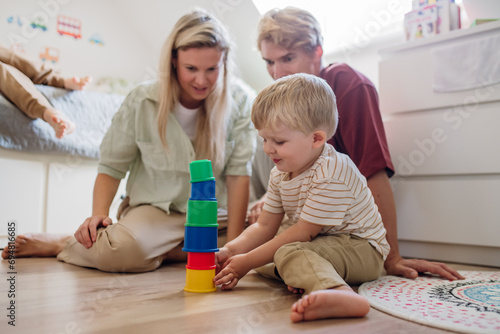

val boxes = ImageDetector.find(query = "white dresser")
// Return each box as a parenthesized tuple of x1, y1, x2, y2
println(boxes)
(379, 21, 500, 267)
(0, 148, 125, 248)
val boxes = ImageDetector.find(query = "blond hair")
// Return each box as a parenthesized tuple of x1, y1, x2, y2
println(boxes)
(257, 7, 323, 54)
(157, 9, 233, 169)
(251, 73, 337, 138)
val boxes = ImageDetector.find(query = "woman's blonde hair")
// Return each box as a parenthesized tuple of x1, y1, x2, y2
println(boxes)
(257, 7, 323, 54)
(157, 9, 233, 169)
(252, 73, 337, 138)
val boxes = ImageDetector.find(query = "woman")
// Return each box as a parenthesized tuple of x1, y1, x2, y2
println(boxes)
(2, 9, 256, 273)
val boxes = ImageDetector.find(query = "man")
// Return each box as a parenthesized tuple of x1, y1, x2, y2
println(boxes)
(249, 7, 463, 281)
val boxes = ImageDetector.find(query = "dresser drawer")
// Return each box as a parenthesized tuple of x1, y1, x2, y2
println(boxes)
(392, 176, 500, 248)
(384, 101, 500, 176)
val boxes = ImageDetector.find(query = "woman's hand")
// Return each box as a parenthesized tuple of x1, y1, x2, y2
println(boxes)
(74, 215, 113, 249)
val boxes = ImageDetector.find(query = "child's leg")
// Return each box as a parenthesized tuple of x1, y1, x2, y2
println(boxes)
(1, 62, 54, 119)
(0, 62, 75, 138)
(274, 234, 384, 321)
(0, 45, 91, 91)
(0, 44, 65, 88)
(290, 286, 370, 322)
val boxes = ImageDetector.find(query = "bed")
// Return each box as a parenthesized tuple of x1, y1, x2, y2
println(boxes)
(0, 85, 127, 246)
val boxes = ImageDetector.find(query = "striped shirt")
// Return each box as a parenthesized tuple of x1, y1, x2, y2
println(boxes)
(263, 144, 390, 259)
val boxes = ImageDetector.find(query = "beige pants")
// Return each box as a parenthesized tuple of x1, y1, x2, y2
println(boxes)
(0, 44, 65, 119)
(57, 204, 227, 273)
(256, 234, 384, 295)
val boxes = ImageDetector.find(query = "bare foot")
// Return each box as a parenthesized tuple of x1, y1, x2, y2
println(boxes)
(43, 109, 76, 139)
(1, 233, 71, 259)
(287, 286, 304, 294)
(290, 286, 370, 323)
(162, 243, 187, 263)
(64, 76, 92, 90)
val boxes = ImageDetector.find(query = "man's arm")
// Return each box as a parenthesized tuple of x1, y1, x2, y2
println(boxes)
(226, 175, 251, 241)
(367, 169, 464, 280)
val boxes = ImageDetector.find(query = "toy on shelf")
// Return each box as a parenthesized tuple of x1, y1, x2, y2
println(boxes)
(183, 160, 218, 293)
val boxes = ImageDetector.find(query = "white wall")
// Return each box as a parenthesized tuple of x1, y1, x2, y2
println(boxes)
(0, 0, 271, 90)
(110, 0, 272, 91)
(0, 0, 406, 93)
(324, 33, 404, 91)
(0, 0, 155, 83)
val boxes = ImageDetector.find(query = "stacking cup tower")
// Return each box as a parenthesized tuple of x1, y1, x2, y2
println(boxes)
(183, 159, 218, 293)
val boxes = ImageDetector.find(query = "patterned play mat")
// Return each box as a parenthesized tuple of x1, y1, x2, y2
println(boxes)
(359, 271, 500, 333)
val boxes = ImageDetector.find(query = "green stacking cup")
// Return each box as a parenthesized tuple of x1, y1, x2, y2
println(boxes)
(185, 200, 218, 227)
(190, 160, 215, 183)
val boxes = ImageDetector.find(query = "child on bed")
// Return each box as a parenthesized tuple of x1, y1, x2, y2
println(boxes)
(213, 73, 390, 322)
(0, 44, 91, 138)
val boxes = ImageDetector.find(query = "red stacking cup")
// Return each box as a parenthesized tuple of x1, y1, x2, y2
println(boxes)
(186, 252, 216, 270)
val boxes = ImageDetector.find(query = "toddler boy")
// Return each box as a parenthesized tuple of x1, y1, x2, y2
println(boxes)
(214, 73, 389, 322)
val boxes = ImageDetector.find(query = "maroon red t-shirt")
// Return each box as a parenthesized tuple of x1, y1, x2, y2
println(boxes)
(321, 63, 394, 178)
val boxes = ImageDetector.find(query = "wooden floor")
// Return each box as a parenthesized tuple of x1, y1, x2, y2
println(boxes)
(0, 257, 498, 334)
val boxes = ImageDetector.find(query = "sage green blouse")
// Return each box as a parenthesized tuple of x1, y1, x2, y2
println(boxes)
(98, 79, 256, 213)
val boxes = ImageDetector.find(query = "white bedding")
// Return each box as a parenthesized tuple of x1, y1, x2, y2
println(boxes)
(0, 85, 125, 158)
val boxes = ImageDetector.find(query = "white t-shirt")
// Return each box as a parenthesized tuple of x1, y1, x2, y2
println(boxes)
(263, 144, 390, 260)
(174, 103, 200, 141)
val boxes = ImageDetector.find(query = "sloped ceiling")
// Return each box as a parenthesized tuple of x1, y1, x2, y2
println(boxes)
(110, 0, 272, 91)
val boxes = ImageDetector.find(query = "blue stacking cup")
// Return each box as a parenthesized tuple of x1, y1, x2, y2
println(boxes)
(190, 180, 216, 201)
(182, 226, 218, 253)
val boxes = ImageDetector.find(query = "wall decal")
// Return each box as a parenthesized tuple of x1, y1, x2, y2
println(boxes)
(30, 17, 48, 31)
(7, 15, 23, 26)
(56, 15, 82, 39)
(39, 46, 60, 64)
(89, 33, 104, 46)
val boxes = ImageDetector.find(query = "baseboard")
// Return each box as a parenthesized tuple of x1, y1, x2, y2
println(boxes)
(399, 239, 500, 268)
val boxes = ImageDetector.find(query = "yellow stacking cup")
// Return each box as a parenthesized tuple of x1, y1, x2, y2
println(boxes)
(184, 267, 217, 293)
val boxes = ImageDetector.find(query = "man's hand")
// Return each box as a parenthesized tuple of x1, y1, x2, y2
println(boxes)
(214, 254, 252, 290)
(384, 254, 465, 280)
(248, 195, 266, 225)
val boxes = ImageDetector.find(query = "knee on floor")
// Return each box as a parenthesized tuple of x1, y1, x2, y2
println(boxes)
(92, 239, 157, 273)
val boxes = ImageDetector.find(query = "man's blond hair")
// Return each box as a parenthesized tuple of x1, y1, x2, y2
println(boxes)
(257, 7, 323, 54)
(251, 73, 337, 138)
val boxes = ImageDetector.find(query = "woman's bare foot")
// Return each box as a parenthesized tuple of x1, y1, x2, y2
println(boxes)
(64, 76, 92, 90)
(290, 286, 371, 323)
(1, 233, 72, 259)
(162, 243, 187, 263)
(43, 109, 76, 138)
(287, 286, 304, 294)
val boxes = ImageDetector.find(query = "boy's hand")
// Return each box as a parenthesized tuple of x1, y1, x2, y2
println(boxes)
(213, 254, 252, 290)
(215, 247, 233, 274)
